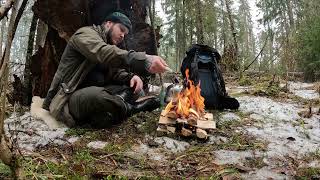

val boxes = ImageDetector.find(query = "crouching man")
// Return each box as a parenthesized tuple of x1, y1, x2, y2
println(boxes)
(42, 12, 167, 128)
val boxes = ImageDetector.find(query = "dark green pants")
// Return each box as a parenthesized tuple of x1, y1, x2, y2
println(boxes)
(68, 86, 128, 128)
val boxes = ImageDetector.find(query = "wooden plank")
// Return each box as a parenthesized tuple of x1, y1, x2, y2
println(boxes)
(196, 120, 216, 129)
(159, 110, 216, 129)
(159, 114, 176, 125)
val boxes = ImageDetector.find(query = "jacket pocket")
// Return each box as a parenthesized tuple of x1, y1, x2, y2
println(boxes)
(49, 84, 75, 127)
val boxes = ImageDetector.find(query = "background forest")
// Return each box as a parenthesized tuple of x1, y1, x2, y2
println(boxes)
(155, 0, 320, 81)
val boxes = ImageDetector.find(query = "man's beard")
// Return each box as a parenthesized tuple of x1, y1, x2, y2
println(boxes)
(106, 25, 114, 45)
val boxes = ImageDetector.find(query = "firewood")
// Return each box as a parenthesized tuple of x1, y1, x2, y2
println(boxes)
(167, 126, 176, 133)
(187, 117, 197, 126)
(157, 126, 167, 132)
(196, 128, 208, 139)
(167, 111, 178, 119)
(181, 128, 192, 137)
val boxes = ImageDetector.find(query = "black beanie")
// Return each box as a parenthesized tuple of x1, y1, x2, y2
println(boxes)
(105, 12, 132, 32)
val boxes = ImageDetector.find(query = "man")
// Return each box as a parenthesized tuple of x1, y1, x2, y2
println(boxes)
(42, 12, 167, 128)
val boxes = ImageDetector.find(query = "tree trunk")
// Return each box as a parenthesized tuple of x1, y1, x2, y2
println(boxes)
(0, 0, 28, 178)
(196, 0, 204, 44)
(22, 15, 37, 106)
(175, 0, 180, 71)
(225, 0, 239, 71)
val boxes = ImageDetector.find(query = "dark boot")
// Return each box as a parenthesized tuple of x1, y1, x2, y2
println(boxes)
(126, 97, 161, 116)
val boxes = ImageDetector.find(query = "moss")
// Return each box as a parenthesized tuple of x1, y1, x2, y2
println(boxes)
(0, 162, 12, 178)
(239, 77, 252, 86)
(74, 149, 94, 164)
(104, 142, 133, 154)
(295, 167, 320, 179)
(65, 128, 91, 136)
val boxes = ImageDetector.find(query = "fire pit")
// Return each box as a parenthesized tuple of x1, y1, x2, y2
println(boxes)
(157, 69, 216, 139)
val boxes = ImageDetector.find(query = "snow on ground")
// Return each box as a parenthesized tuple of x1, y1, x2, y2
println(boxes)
(287, 81, 319, 99)
(4, 112, 68, 152)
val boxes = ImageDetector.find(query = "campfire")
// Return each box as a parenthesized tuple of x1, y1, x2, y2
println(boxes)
(158, 69, 215, 139)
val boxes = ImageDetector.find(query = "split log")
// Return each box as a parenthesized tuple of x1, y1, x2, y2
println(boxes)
(167, 126, 176, 134)
(196, 128, 208, 139)
(181, 128, 192, 137)
(187, 117, 197, 126)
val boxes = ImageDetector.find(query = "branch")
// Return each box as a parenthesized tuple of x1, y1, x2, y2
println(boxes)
(0, 0, 14, 21)
(243, 35, 269, 73)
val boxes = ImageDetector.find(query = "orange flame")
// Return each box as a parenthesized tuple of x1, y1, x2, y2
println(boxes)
(164, 69, 205, 118)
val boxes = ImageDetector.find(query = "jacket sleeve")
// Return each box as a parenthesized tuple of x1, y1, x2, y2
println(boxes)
(111, 69, 135, 85)
(69, 27, 149, 74)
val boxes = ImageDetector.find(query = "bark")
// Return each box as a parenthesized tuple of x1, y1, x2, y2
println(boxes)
(22, 15, 37, 105)
(31, 28, 64, 98)
(35, 19, 48, 49)
(0, 0, 14, 21)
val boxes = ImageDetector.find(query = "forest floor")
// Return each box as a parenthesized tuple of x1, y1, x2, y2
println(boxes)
(1, 75, 320, 179)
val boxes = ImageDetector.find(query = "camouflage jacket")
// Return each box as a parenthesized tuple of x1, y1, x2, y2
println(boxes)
(42, 25, 150, 126)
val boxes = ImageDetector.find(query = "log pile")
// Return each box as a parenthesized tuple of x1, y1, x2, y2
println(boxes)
(158, 110, 216, 139)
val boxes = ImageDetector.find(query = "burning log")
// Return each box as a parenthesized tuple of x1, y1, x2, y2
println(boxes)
(157, 69, 216, 139)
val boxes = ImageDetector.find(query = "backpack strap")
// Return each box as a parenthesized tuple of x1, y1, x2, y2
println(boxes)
(211, 52, 225, 96)
(190, 49, 200, 85)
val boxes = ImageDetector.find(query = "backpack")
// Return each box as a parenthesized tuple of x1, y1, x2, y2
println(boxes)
(181, 44, 227, 109)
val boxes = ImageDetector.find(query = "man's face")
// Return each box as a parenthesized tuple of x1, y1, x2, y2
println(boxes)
(104, 21, 129, 45)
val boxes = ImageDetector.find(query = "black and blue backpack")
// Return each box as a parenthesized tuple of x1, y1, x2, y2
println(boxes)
(181, 44, 238, 109)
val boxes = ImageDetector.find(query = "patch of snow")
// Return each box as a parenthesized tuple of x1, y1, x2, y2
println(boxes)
(67, 137, 80, 144)
(219, 112, 241, 123)
(4, 112, 68, 152)
(128, 143, 165, 161)
(241, 166, 289, 179)
(213, 150, 261, 165)
(208, 136, 228, 145)
(87, 141, 108, 149)
(293, 90, 319, 100)
(238, 96, 301, 122)
(288, 82, 314, 90)
(154, 137, 190, 153)
(227, 86, 254, 94)
(249, 113, 265, 121)
(288, 81, 319, 100)
(237, 96, 320, 159)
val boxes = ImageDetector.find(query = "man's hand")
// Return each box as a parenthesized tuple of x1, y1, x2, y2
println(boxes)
(130, 75, 143, 94)
(146, 55, 168, 74)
